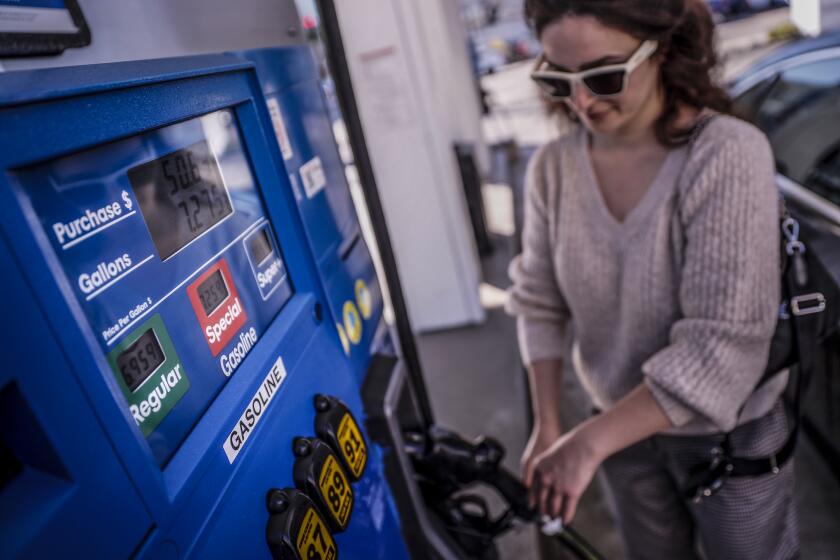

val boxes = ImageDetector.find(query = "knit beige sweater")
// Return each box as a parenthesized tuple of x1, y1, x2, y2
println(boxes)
(507, 116, 785, 435)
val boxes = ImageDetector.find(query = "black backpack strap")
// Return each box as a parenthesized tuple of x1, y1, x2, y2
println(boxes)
(678, 118, 828, 500)
(684, 207, 825, 502)
(727, 208, 824, 476)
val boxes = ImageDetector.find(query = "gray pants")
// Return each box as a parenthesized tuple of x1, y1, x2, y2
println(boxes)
(599, 401, 799, 560)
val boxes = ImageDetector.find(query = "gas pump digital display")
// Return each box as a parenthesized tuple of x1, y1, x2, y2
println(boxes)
(128, 141, 234, 260)
(116, 328, 166, 392)
(249, 227, 273, 265)
(197, 269, 229, 316)
(16, 107, 295, 466)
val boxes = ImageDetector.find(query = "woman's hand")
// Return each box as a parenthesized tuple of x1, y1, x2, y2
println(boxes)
(527, 426, 603, 524)
(521, 421, 562, 486)
(526, 383, 675, 524)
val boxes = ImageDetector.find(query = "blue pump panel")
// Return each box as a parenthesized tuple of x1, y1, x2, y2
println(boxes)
(238, 47, 387, 377)
(0, 55, 410, 559)
(17, 108, 293, 466)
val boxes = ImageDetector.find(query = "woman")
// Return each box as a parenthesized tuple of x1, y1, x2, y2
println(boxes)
(506, 0, 797, 558)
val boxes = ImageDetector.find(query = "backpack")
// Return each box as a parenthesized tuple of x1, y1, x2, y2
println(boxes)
(679, 115, 827, 501)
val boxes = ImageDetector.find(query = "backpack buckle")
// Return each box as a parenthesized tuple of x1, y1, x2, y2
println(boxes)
(685, 447, 733, 504)
(791, 293, 826, 316)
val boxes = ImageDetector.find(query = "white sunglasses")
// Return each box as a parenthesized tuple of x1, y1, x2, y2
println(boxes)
(531, 40, 659, 99)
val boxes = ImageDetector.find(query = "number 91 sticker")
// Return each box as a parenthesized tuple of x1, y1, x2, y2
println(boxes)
(337, 413, 367, 480)
(296, 508, 337, 560)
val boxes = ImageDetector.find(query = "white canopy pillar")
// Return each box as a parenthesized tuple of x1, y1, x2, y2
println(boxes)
(791, 0, 840, 36)
(333, 0, 488, 332)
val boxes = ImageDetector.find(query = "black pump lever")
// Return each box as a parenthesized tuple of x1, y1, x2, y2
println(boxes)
(405, 426, 605, 560)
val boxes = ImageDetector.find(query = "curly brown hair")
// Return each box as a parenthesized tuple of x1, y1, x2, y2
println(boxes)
(524, 0, 732, 146)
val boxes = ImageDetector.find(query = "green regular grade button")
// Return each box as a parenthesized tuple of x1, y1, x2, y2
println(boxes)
(107, 313, 190, 437)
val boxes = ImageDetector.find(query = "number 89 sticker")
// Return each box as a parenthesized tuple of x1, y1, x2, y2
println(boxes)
(317, 454, 353, 530)
(295, 508, 337, 560)
(337, 413, 367, 480)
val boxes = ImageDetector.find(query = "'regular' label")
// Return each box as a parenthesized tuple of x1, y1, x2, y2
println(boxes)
(107, 314, 190, 437)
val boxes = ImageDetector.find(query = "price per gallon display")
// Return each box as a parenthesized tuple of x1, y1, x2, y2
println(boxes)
(249, 227, 274, 265)
(197, 269, 229, 316)
(116, 327, 165, 392)
(128, 140, 233, 260)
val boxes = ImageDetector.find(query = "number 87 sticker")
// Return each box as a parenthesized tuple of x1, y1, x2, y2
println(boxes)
(296, 508, 337, 560)
(265, 488, 338, 560)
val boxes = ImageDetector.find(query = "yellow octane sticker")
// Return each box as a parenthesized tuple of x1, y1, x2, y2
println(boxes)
(296, 507, 337, 560)
(338, 413, 367, 479)
(342, 301, 362, 345)
(336, 323, 350, 356)
(318, 454, 353, 529)
(354, 279, 372, 320)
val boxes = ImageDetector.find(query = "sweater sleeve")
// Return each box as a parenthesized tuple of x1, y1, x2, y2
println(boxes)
(506, 142, 572, 365)
(642, 121, 780, 432)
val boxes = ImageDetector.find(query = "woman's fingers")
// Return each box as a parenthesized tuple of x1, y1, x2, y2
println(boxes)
(531, 464, 570, 520)
(527, 467, 541, 508)
(550, 489, 564, 519)
(524, 427, 601, 522)
(562, 492, 580, 525)
(538, 472, 554, 516)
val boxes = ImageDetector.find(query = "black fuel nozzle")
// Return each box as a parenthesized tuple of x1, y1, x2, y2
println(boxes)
(404, 425, 605, 560)
(405, 426, 535, 521)
(406, 426, 503, 478)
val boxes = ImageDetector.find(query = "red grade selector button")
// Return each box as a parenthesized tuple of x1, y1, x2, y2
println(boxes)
(187, 258, 248, 356)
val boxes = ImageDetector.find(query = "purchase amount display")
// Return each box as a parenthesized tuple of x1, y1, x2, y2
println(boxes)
(128, 140, 233, 260)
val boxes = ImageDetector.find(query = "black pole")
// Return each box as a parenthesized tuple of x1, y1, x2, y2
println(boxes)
(314, 0, 435, 427)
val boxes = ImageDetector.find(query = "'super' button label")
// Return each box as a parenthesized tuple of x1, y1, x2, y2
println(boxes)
(243, 224, 287, 301)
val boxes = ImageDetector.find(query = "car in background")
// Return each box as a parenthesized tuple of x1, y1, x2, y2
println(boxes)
(730, 32, 840, 218)
(707, 0, 742, 15)
(744, 0, 789, 10)
(729, 31, 840, 481)
(707, 0, 788, 18)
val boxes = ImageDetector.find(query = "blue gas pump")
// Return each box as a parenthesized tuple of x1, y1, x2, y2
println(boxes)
(0, 55, 409, 559)
(0, 29, 604, 560)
